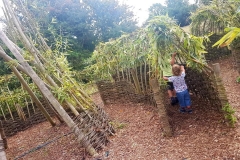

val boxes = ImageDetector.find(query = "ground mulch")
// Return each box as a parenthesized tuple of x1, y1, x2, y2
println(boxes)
(5, 55, 240, 160)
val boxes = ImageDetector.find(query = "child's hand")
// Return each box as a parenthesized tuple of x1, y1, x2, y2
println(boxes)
(180, 65, 185, 72)
(172, 52, 177, 57)
(163, 76, 168, 81)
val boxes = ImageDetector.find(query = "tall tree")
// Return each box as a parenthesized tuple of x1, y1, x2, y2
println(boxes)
(82, 0, 138, 42)
(148, 0, 197, 27)
(24, 0, 96, 71)
(21, 0, 138, 71)
(148, 3, 167, 20)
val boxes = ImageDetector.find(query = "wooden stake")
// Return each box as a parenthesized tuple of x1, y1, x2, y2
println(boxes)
(149, 78, 172, 137)
(212, 63, 228, 107)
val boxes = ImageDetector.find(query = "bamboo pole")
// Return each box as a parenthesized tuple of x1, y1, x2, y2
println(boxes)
(116, 65, 120, 81)
(0, 105, 6, 121)
(25, 97, 31, 118)
(12, 66, 55, 125)
(127, 68, 130, 82)
(121, 70, 125, 80)
(0, 47, 56, 126)
(130, 68, 141, 94)
(30, 97, 36, 114)
(41, 95, 64, 123)
(140, 64, 145, 93)
(0, 30, 98, 156)
(144, 61, 147, 93)
(5, 101, 14, 120)
(7, 86, 21, 120)
(15, 103, 26, 121)
(0, 87, 14, 120)
(3, 0, 80, 117)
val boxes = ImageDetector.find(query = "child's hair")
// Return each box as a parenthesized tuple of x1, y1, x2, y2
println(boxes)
(172, 64, 181, 76)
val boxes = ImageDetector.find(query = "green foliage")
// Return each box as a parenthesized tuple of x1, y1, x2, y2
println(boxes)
(213, 27, 240, 48)
(18, 0, 138, 71)
(0, 59, 11, 76)
(148, 0, 198, 27)
(222, 103, 237, 127)
(190, 0, 240, 36)
(85, 15, 210, 81)
(81, 82, 98, 95)
(0, 75, 40, 117)
(82, 0, 138, 42)
(199, 0, 212, 5)
(109, 121, 127, 130)
(52, 86, 69, 103)
(237, 76, 240, 83)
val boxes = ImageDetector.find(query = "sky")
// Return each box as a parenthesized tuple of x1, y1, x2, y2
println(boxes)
(0, 0, 195, 26)
(0, 0, 2, 16)
(119, 0, 195, 26)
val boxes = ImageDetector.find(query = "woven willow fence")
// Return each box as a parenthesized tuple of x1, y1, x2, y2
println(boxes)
(0, 101, 115, 153)
(97, 61, 228, 136)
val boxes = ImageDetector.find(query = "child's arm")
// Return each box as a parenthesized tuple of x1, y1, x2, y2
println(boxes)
(163, 76, 169, 81)
(180, 65, 185, 73)
(170, 52, 177, 66)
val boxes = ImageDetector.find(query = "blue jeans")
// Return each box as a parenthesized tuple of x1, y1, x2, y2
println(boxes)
(176, 89, 191, 107)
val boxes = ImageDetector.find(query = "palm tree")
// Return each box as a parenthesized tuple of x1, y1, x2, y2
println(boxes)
(190, 0, 240, 74)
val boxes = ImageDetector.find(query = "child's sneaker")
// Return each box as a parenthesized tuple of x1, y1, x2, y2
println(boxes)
(186, 109, 193, 114)
(174, 97, 179, 104)
(179, 108, 186, 113)
(170, 97, 177, 106)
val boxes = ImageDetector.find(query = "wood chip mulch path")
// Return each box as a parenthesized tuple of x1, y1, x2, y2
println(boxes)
(5, 56, 240, 160)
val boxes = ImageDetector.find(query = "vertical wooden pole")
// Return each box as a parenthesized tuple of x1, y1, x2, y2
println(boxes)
(212, 63, 228, 107)
(0, 137, 7, 160)
(0, 121, 7, 160)
(232, 49, 240, 74)
(149, 78, 172, 137)
(0, 121, 7, 149)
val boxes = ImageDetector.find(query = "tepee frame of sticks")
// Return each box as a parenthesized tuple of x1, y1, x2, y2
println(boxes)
(0, 0, 115, 157)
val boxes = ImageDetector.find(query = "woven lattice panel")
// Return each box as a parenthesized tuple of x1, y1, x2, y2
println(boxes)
(1, 105, 56, 137)
(185, 68, 222, 110)
(99, 66, 223, 112)
(73, 105, 115, 150)
(96, 81, 153, 105)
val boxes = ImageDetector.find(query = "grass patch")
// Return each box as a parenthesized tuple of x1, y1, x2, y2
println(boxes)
(222, 103, 237, 127)
(237, 76, 240, 83)
(110, 121, 127, 130)
(82, 82, 98, 95)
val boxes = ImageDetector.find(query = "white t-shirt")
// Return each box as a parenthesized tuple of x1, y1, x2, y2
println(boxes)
(168, 72, 187, 93)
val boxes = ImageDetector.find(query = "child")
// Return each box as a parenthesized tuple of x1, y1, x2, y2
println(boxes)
(163, 52, 178, 105)
(163, 64, 192, 113)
